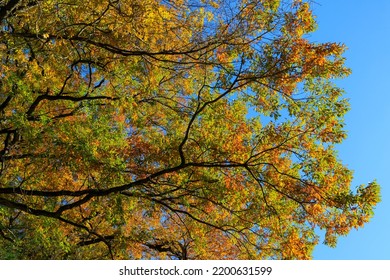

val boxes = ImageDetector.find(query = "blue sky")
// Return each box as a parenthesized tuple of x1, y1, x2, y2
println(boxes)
(309, 0, 390, 259)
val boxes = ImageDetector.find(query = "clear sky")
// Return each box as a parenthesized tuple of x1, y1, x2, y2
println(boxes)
(309, 0, 390, 259)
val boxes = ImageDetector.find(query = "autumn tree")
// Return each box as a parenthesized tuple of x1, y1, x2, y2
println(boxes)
(0, 0, 380, 259)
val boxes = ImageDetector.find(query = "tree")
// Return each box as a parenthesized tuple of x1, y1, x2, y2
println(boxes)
(0, 0, 380, 259)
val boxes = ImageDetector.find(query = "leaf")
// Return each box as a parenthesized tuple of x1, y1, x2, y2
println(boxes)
(0, 0, 380, 260)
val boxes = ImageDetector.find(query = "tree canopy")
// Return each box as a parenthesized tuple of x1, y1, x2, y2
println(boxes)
(0, 0, 380, 259)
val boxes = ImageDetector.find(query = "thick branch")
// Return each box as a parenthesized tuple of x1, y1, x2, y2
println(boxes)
(0, 0, 20, 21)
(26, 93, 119, 118)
